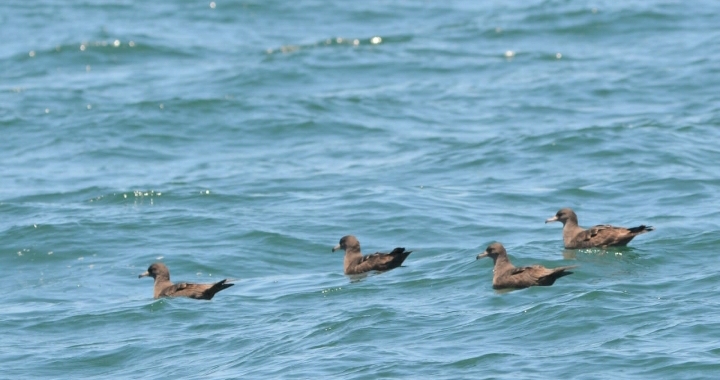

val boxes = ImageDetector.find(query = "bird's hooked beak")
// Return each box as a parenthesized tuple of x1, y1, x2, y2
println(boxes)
(332, 244, 342, 252)
(476, 251, 489, 260)
(138, 271, 150, 279)
(545, 215, 559, 224)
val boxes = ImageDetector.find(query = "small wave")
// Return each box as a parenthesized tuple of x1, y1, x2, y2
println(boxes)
(264, 34, 412, 56)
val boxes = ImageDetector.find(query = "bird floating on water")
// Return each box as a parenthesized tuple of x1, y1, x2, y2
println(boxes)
(332, 235, 411, 275)
(476, 242, 576, 289)
(545, 208, 654, 249)
(138, 262, 234, 300)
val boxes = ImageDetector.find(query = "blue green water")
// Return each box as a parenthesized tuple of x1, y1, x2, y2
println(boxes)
(2, 1, 720, 378)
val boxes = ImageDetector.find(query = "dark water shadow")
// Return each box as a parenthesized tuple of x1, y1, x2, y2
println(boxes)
(562, 246, 641, 260)
(493, 288, 518, 295)
(346, 272, 370, 283)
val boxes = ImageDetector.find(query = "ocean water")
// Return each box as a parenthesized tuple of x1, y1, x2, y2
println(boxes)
(2, 0, 720, 378)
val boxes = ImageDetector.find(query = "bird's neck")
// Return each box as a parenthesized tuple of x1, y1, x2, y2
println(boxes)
(344, 248, 363, 267)
(152, 276, 172, 298)
(562, 215, 580, 230)
(153, 275, 172, 287)
(562, 219, 584, 244)
(492, 254, 513, 271)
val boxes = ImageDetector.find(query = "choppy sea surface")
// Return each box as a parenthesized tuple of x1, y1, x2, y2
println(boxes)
(2, 1, 720, 378)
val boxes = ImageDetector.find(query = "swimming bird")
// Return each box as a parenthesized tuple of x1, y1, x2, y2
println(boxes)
(332, 235, 411, 275)
(476, 242, 576, 289)
(545, 208, 654, 249)
(138, 262, 234, 300)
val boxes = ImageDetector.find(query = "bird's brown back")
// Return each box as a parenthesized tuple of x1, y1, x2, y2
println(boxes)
(345, 248, 411, 275)
(567, 224, 653, 249)
(492, 261, 576, 289)
(156, 279, 234, 300)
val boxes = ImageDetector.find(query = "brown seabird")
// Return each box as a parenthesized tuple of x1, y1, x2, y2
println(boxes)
(476, 242, 576, 289)
(138, 262, 234, 300)
(545, 208, 654, 249)
(332, 235, 411, 275)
